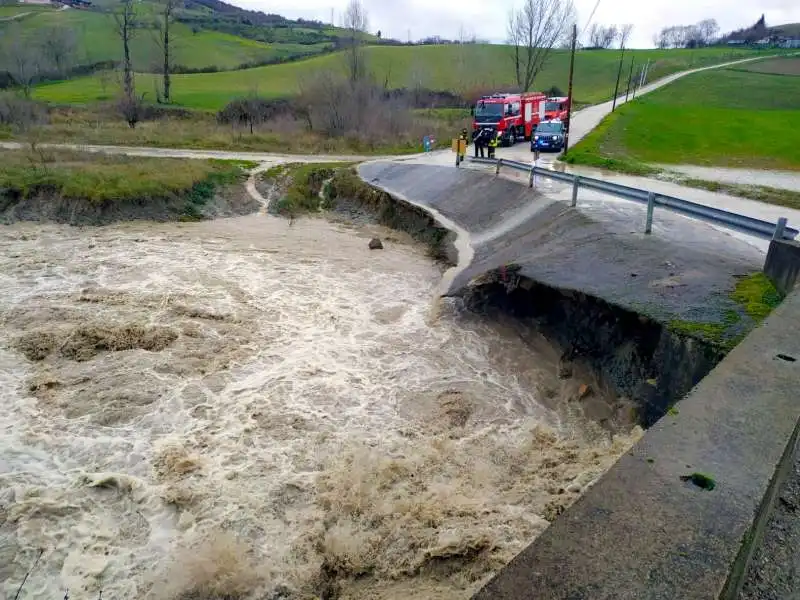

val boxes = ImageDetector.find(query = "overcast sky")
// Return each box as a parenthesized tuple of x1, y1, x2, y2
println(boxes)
(231, 0, 800, 48)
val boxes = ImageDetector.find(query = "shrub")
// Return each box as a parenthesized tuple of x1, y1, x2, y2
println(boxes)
(0, 92, 47, 130)
(216, 96, 294, 133)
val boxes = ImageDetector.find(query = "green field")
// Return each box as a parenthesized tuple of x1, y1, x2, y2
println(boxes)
(1, 5, 331, 72)
(0, 3, 57, 17)
(566, 64, 800, 171)
(738, 56, 800, 76)
(0, 148, 245, 203)
(33, 45, 762, 110)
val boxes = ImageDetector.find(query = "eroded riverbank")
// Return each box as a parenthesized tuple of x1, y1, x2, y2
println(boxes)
(0, 213, 641, 599)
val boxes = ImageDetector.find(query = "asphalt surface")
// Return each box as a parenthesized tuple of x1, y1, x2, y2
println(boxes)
(359, 161, 764, 327)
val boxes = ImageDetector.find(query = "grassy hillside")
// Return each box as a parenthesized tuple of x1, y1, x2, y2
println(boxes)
(34, 45, 761, 109)
(0, 4, 57, 17)
(565, 64, 800, 171)
(2, 6, 330, 72)
(738, 56, 800, 75)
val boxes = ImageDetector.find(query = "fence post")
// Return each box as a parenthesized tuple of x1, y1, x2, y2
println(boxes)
(571, 176, 580, 207)
(496, 159, 502, 175)
(529, 167, 535, 189)
(773, 217, 788, 241)
(645, 192, 656, 234)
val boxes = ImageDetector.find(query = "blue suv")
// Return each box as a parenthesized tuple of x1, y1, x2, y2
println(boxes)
(531, 120, 566, 152)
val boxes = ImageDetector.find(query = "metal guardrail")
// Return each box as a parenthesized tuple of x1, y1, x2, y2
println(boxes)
(468, 157, 799, 242)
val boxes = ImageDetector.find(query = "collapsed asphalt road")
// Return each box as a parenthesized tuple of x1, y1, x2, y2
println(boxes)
(358, 161, 764, 322)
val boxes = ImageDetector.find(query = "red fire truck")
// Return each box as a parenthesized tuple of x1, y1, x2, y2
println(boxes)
(472, 92, 547, 147)
(544, 96, 570, 121)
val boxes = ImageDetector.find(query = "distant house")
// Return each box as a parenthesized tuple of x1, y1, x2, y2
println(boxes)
(783, 38, 800, 48)
(60, 0, 91, 8)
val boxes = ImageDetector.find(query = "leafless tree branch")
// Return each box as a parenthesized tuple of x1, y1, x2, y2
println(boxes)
(112, 0, 140, 127)
(507, 0, 576, 92)
(0, 23, 45, 97)
(341, 0, 368, 85)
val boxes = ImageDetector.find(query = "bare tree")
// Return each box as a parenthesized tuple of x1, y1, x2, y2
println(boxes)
(507, 0, 576, 91)
(39, 27, 77, 77)
(152, 0, 180, 103)
(619, 24, 634, 48)
(0, 91, 46, 133)
(112, 0, 139, 127)
(588, 23, 618, 48)
(656, 20, 716, 49)
(697, 18, 719, 45)
(341, 0, 368, 85)
(1, 24, 44, 97)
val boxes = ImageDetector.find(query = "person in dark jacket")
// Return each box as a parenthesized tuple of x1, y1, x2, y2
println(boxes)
(474, 129, 489, 158)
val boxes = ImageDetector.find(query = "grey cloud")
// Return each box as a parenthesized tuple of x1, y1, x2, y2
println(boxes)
(236, 0, 800, 48)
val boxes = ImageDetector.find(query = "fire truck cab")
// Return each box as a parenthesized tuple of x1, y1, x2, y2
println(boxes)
(544, 97, 570, 122)
(473, 92, 546, 147)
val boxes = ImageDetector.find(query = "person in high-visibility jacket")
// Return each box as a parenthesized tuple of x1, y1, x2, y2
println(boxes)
(457, 128, 469, 163)
(487, 132, 500, 159)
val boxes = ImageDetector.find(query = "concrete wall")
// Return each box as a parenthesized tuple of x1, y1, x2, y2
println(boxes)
(471, 289, 800, 600)
(764, 239, 800, 296)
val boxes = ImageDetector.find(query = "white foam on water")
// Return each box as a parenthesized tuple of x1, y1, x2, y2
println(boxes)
(0, 215, 641, 600)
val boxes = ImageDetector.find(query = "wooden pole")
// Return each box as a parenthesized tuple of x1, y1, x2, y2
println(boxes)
(625, 55, 635, 102)
(611, 44, 626, 112)
(563, 23, 577, 155)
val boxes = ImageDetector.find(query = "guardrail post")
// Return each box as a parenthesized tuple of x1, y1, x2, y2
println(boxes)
(496, 159, 502, 175)
(773, 217, 788, 241)
(571, 176, 580, 207)
(645, 192, 656, 234)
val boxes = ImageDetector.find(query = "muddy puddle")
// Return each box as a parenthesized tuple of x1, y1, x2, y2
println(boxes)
(0, 213, 642, 599)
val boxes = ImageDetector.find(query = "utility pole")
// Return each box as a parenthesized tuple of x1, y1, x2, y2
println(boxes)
(563, 23, 577, 155)
(633, 64, 644, 99)
(611, 44, 626, 112)
(625, 56, 635, 102)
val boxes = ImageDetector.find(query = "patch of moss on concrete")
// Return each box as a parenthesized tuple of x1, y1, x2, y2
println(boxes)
(668, 272, 784, 350)
(730, 272, 784, 322)
(681, 472, 717, 491)
(668, 320, 729, 343)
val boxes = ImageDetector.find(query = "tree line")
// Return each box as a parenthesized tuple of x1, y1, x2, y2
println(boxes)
(586, 23, 634, 49)
(652, 19, 720, 49)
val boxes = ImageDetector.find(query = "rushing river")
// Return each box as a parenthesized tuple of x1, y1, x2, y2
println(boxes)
(0, 213, 641, 600)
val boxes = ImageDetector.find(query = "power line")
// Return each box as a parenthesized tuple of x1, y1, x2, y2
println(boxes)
(579, 0, 601, 40)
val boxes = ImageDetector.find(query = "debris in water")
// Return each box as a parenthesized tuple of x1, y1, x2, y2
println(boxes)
(369, 237, 384, 250)
(558, 360, 574, 380)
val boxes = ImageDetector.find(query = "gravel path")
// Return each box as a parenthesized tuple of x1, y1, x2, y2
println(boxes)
(740, 443, 800, 600)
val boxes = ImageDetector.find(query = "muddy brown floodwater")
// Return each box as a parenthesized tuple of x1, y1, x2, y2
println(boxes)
(0, 212, 642, 600)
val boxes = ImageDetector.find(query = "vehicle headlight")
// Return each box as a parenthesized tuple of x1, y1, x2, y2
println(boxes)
(534, 136, 539, 140)
(553, 135, 560, 140)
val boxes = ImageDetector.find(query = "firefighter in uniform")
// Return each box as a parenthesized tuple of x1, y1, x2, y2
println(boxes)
(487, 131, 500, 159)
(457, 128, 469, 163)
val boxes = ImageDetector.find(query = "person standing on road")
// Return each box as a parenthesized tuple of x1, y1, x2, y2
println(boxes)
(474, 129, 488, 158)
(487, 132, 499, 159)
(457, 128, 469, 164)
